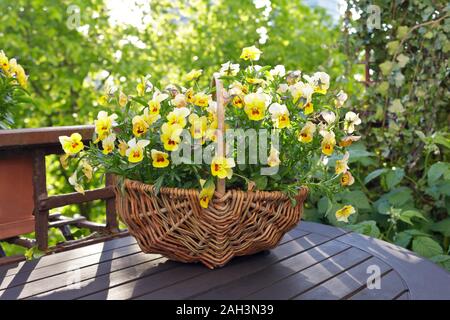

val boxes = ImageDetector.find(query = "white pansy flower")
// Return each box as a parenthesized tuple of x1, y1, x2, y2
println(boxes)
(321, 111, 336, 124)
(270, 65, 286, 77)
(335, 90, 348, 108)
(219, 61, 240, 76)
(277, 83, 289, 94)
(344, 112, 362, 134)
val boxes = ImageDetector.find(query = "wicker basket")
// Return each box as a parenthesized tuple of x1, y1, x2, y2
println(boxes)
(114, 75, 308, 269)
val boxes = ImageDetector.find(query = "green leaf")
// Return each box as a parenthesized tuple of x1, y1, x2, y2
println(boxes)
(340, 190, 371, 210)
(386, 187, 413, 206)
(427, 162, 450, 185)
(379, 61, 394, 76)
(430, 255, 450, 272)
(412, 236, 444, 258)
(317, 196, 330, 215)
(153, 175, 165, 195)
(394, 231, 413, 248)
(431, 218, 450, 237)
(364, 168, 388, 185)
(398, 210, 427, 225)
(386, 41, 400, 55)
(254, 175, 268, 190)
(385, 168, 405, 190)
(388, 99, 405, 115)
(345, 220, 380, 238)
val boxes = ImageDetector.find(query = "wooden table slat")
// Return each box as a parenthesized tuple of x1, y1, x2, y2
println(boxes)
(249, 246, 371, 300)
(294, 256, 394, 300)
(84, 231, 319, 300)
(0, 236, 136, 277)
(136, 236, 349, 300)
(0, 243, 142, 291)
(349, 270, 408, 300)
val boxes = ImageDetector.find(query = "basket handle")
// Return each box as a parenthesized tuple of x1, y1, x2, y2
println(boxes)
(211, 73, 226, 196)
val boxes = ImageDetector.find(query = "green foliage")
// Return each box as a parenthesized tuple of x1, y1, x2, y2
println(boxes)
(335, 0, 450, 270)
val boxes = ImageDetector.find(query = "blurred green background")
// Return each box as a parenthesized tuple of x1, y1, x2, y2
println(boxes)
(0, 0, 449, 270)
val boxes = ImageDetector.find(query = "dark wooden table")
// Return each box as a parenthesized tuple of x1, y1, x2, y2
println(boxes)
(1, 221, 450, 300)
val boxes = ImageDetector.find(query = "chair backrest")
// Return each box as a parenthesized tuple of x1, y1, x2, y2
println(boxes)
(0, 126, 120, 252)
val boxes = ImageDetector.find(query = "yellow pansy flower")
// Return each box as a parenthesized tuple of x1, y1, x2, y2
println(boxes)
(298, 121, 316, 143)
(303, 102, 314, 115)
(0, 50, 9, 74)
(304, 72, 330, 94)
(339, 135, 361, 147)
(81, 160, 93, 181)
(186, 88, 195, 103)
(185, 69, 203, 81)
(132, 115, 149, 137)
(198, 180, 215, 208)
(166, 107, 190, 128)
(335, 205, 356, 223)
(268, 103, 290, 129)
(136, 82, 145, 96)
(289, 81, 314, 105)
(321, 131, 336, 156)
(211, 156, 235, 179)
(193, 92, 210, 108)
(8, 58, 18, 73)
(94, 111, 118, 141)
(229, 82, 248, 96)
(232, 95, 244, 108)
(267, 147, 281, 167)
(161, 123, 183, 151)
(102, 133, 116, 155)
(97, 95, 108, 106)
(118, 140, 128, 157)
(244, 92, 270, 121)
(119, 91, 128, 107)
(148, 91, 169, 113)
(206, 127, 218, 142)
(143, 107, 161, 126)
(335, 152, 350, 175)
(240, 46, 262, 61)
(245, 77, 264, 85)
(14, 64, 27, 88)
(59, 133, 84, 155)
(189, 114, 208, 139)
(171, 93, 188, 108)
(341, 171, 355, 186)
(151, 149, 170, 168)
(125, 138, 149, 163)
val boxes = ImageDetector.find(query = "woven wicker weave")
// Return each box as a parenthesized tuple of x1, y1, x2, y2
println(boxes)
(113, 75, 308, 268)
(115, 180, 307, 269)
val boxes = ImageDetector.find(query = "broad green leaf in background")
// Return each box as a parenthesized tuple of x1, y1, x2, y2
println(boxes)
(428, 162, 450, 185)
(340, 190, 372, 210)
(386, 187, 413, 206)
(385, 168, 405, 190)
(364, 168, 388, 185)
(412, 236, 444, 258)
(394, 231, 413, 248)
(430, 255, 450, 272)
(345, 220, 380, 238)
(398, 210, 427, 225)
(431, 218, 450, 237)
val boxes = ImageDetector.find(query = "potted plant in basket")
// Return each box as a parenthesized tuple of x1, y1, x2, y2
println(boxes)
(59, 47, 362, 268)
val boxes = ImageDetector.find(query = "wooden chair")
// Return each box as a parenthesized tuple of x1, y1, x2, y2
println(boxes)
(0, 126, 123, 263)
